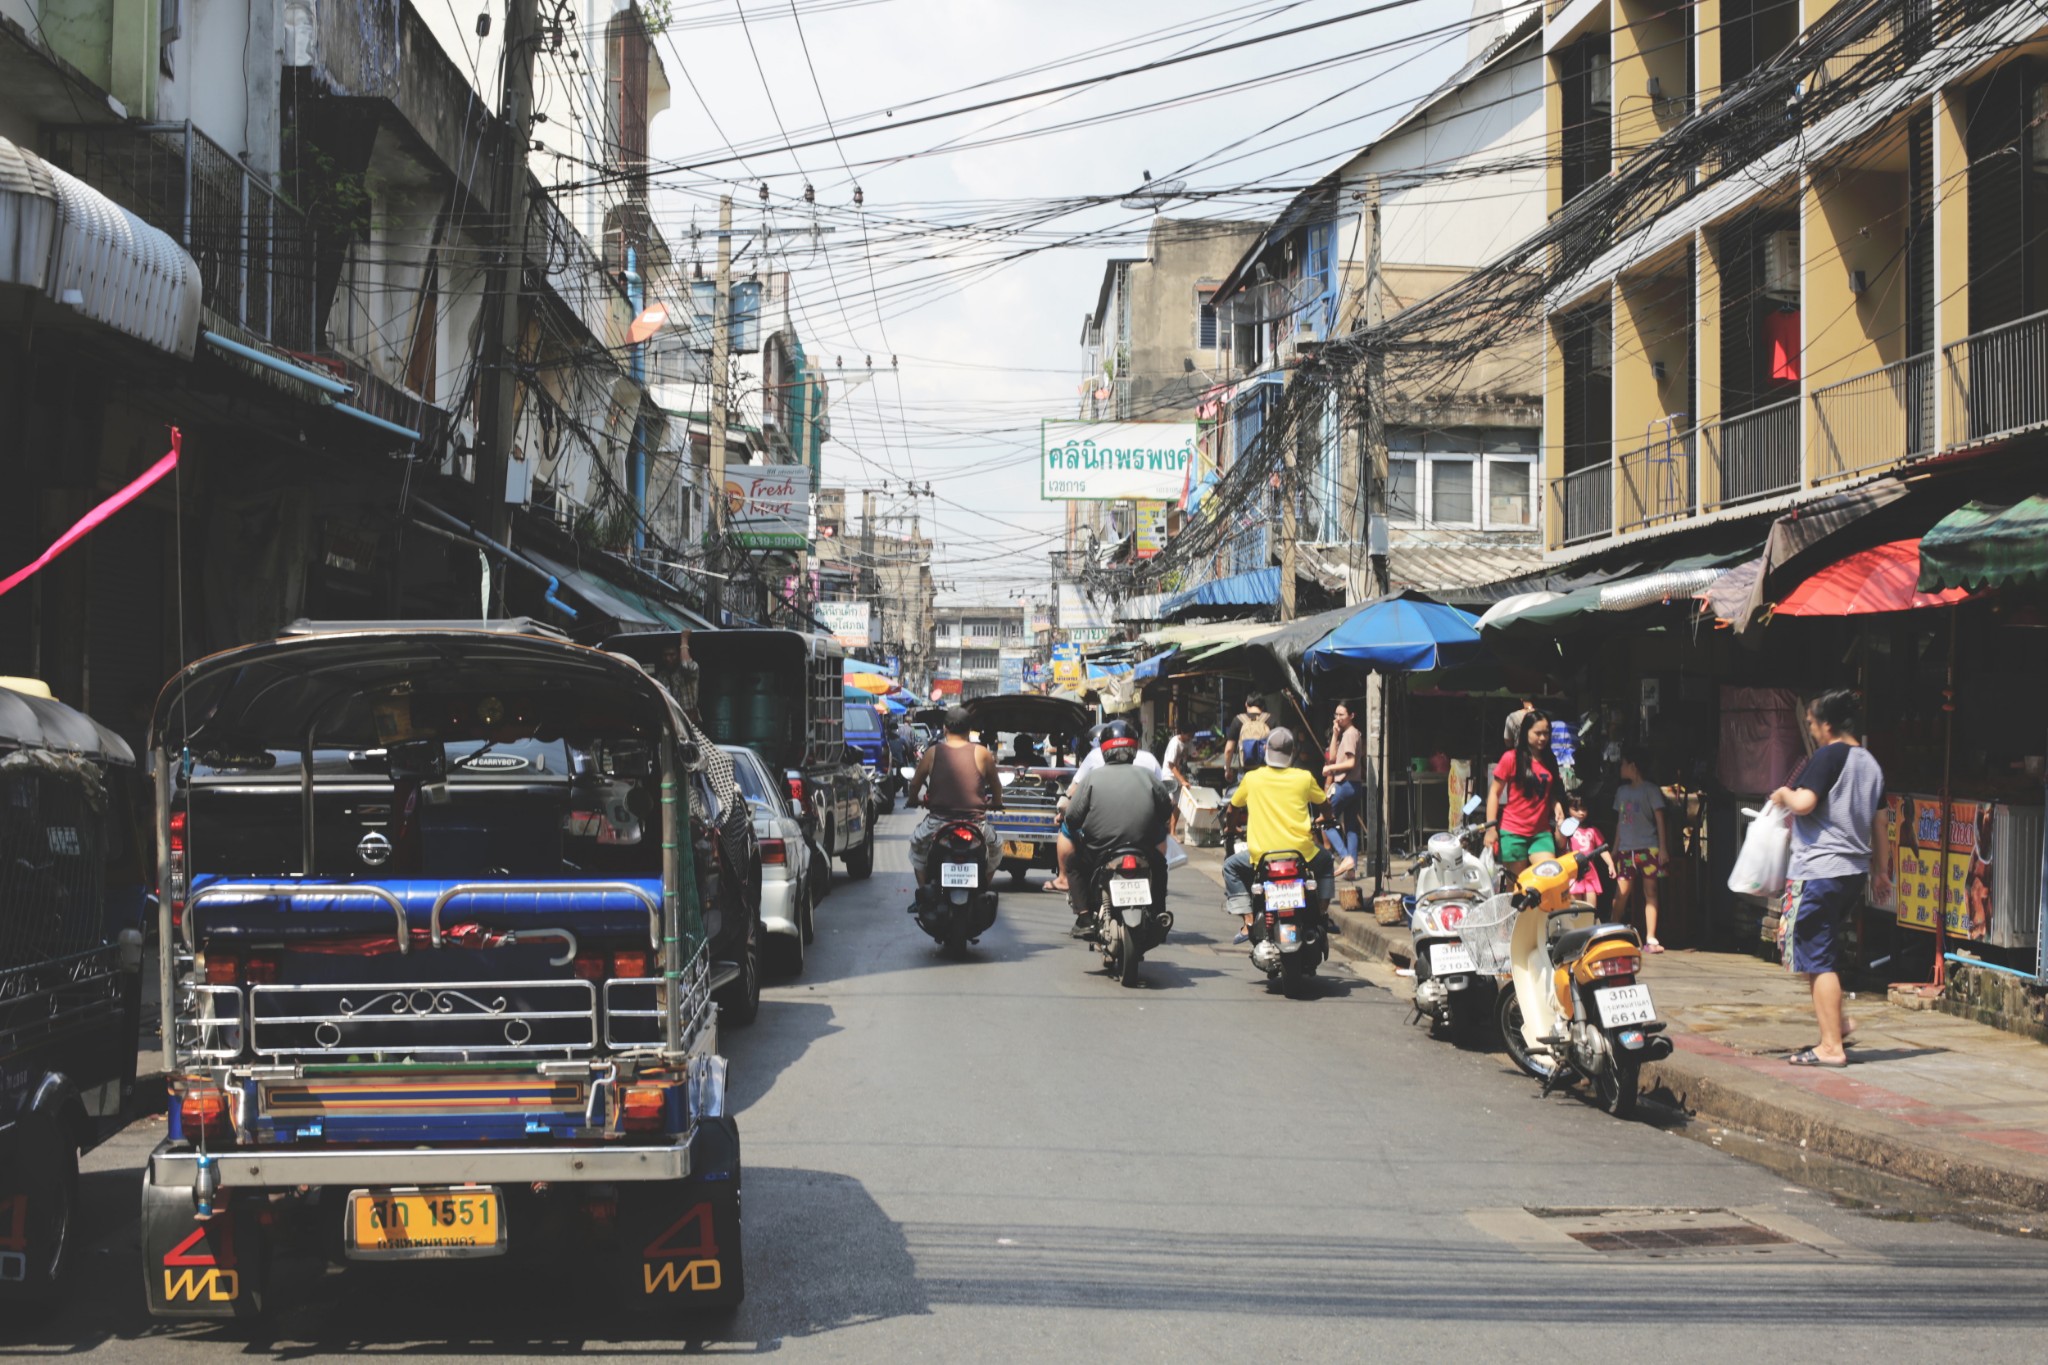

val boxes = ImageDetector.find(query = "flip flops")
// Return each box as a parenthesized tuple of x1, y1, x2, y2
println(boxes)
(1787, 1048, 1849, 1068)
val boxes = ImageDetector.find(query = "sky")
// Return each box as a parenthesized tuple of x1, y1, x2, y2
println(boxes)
(637, 0, 1494, 605)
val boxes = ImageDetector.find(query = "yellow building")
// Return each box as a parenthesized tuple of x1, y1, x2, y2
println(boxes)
(1540, 0, 2048, 552)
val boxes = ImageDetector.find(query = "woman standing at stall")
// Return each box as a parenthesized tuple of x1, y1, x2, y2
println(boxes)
(1322, 700, 1365, 880)
(1487, 710, 1563, 880)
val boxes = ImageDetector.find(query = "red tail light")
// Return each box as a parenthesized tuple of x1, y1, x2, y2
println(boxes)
(760, 838, 786, 865)
(1267, 858, 1300, 878)
(570, 952, 606, 981)
(201, 950, 278, 985)
(611, 949, 651, 978)
(180, 1087, 233, 1141)
(1591, 955, 1641, 979)
(619, 1083, 671, 1132)
(787, 776, 806, 805)
(947, 824, 978, 845)
(168, 808, 188, 928)
(1119, 854, 1140, 871)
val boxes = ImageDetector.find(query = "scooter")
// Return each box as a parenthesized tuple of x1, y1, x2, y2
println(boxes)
(1084, 846, 1172, 987)
(1246, 848, 1327, 997)
(1495, 843, 1673, 1117)
(910, 819, 1000, 956)
(1408, 801, 1505, 1040)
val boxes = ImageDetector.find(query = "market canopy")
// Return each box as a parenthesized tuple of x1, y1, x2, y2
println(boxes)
(1776, 539, 1970, 616)
(1918, 495, 2048, 592)
(1302, 593, 1483, 676)
(1160, 566, 1280, 618)
(843, 656, 896, 677)
(844, 672, 894, 695)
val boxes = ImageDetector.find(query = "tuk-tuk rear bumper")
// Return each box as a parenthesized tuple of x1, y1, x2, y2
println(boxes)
(150, 1138, 691, 1189)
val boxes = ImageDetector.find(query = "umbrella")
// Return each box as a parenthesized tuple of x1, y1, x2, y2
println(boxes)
(1303, 594, 1485, 675)
(843, 684, 881, 704)
(844, 672, 894, 695)
(1775, 539, 1972, 616)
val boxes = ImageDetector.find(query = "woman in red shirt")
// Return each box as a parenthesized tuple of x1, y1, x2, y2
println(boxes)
(1486, 710, 1563, 879)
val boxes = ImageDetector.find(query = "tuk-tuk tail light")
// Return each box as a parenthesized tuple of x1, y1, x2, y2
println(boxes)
(200, 950, 278, 986)
(619, 1082, 675, 1132)
(180, 1087, 233, 1141)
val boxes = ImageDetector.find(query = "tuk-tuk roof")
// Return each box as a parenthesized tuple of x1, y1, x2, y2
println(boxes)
(0, 682, 135, 766)
(962, 693, 1091, 736)
(150, 624, 684, 754)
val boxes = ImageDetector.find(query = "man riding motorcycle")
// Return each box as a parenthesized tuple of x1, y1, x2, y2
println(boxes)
(904, 704, 1004, 887)
(1057, 720, 1173, 939)
(1221, 726, 1334, 942)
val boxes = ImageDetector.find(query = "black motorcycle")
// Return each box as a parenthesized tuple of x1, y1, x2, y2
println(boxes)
(911, 819, 999, 956)
(1085, 847, 1172, 987)
(1246, 848, 1327, 997)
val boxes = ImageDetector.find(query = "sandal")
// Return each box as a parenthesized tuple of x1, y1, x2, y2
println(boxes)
(1787, 1048, 1849, 1068)
(1645, 939, 1664, 954)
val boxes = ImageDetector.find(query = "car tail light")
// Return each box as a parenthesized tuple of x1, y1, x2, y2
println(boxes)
(611, 949, 651, 978)
(168, 809, 188, 928)
(571, 952, 606, 981)
(201, 950, 278, 985)
(787, 776, 806, 805)
(618, 1083, 671, 1132)
(1267, 858, 1299, 878)
(1592, 955, 1641, 979)
(760, 838, 786, 865)
(1119, 854, 1140, 871)
(180, 1087, 232, 1141)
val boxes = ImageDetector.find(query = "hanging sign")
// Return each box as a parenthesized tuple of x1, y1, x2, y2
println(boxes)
(1041, 421, 1201, 501)
(1051, 643, 1083, 687)
(813, 600, 870, 648)
(1134, 502, 1169, 559)
(724, 465, 812, 549)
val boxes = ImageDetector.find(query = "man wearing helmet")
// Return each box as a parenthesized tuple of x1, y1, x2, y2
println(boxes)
(1057, 719, 1173, 939)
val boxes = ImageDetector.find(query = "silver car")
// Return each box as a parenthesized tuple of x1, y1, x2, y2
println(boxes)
(721, 744, 817, 977)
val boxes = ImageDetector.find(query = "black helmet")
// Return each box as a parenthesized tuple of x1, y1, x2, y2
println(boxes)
(1098, 719, 1140, 765)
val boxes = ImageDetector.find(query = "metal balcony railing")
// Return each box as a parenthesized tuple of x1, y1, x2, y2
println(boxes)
(44, 121, 316, 352)
(1943, 307, 2048, 449)
(1810, 352, 1933, 483)
(1550, 460, 1613, 547)
(1699, 396, 1800, 511)
(1616, 425, 1696, 534)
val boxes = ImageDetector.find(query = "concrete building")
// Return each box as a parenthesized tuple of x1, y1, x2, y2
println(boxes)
(935, 604, 1027, 700)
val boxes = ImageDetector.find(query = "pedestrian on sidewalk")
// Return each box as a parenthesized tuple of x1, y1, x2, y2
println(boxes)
(1564, 789, 1615, 910)
(1321, 700, 1365, 880)
(1770, 689, 1884, 1069)
(1487, 709, 1563, 880)
(1612, 748, 1671, 952)
(1163, 717, 1193, 842)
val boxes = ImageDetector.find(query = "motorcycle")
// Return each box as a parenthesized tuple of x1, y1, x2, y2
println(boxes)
(910, 818, 1000, 956)
(1084, 847, 1172, 987)
(1408, 807, 1506, 1040)
(1246, 848, 1327, 997)
(1495, 842, 1674, 1117)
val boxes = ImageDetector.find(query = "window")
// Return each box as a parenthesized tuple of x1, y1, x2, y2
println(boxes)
(1198, 288, 1221, 349)
(968, 622, 998, 639)
(1388, 458, 1420, 525)
(1487, 458, 1534, 528)
(1432, 460, 1476, 526)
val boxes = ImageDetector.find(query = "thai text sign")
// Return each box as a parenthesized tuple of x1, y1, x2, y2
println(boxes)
(1051, 643, 1083, 686)
(725, 465, 811, 548)
(813, 600, 870, 648)
(1879, 794, 1997, 942)
(1041, 421, 1200, 501)
(1134, 502, 1168, 559)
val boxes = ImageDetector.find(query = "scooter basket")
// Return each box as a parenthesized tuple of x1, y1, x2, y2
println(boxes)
(1458, 898, 1520, 977)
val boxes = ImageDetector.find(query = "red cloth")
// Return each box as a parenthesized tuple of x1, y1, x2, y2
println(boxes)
(1491, 751, 1559, 836)
(1764, 310, 1801, 382)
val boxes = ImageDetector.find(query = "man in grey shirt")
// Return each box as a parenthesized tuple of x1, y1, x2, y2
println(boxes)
(1059, 721, 1172, 936)
(1770, 688, 1885, 1069)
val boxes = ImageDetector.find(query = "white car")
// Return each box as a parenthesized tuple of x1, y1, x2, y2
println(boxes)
(721, 744, 817, 977)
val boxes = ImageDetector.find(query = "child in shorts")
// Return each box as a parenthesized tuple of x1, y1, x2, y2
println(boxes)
(1612, 750, 1671, 952)
(1564, 789, 1616, 913)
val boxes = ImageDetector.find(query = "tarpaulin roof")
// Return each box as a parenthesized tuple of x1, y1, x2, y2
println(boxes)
(1778, 539, 1970, 615)
(1919, 495, 2048, 591)
(1706, 478, 1911, 631)
(1483, 563, 1729, 637)
(1161, 567, 1279, 617)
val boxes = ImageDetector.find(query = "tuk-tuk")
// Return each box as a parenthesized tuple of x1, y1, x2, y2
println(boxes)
(139, 622, 741, 1321)
(0, 680, 148, 1311)
(960, 694, 1092, 887)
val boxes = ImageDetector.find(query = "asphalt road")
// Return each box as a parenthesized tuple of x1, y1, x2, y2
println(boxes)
(11, 808, 2048, 1361)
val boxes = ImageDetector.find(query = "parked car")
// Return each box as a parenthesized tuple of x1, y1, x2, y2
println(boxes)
(722, 744, 817, 977)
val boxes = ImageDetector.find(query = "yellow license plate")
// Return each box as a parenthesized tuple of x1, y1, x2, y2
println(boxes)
(1003, 841, 1036, 860)
(347, 1188, 505, 1259)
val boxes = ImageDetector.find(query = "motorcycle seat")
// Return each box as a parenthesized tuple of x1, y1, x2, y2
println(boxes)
(1551, 921, 1640, 962)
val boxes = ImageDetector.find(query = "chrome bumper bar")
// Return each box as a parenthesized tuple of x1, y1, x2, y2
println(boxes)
(150, 1139, 690, 1188)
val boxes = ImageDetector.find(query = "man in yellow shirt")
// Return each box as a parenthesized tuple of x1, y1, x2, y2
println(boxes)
(1223, 728, 1331, 941)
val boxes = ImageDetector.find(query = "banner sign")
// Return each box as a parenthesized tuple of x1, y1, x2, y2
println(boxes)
(1041, 421, 1201, 502)
(999, 653, 1026, 693)
(725, 465, 811, 548)
(1879, 794, 1998, 942)
(1134, 502, 1168, 559)
(1056, 584, 1109, 633)
(813, 600, 871, 648)
(1051, 643, 1083, 687)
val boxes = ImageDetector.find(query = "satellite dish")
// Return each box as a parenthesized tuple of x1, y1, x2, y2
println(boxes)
(1118, 177, 1186, 210)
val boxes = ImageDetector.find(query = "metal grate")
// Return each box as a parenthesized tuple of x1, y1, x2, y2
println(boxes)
(1569, 1224, 1791, 1253)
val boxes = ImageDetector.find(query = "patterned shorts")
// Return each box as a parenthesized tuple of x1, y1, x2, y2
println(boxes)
(1618, 847, 1663, 876)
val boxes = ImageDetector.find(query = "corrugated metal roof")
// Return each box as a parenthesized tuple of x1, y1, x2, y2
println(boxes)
(1385, 545, 1547, 596)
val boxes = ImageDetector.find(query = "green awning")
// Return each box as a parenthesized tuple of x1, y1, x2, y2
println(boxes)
(1919, 496, 2048, 591)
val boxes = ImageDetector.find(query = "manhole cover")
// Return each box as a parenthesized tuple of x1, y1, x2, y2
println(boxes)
(1468, 1206, 1861, 1265)
(1566, 1224, 1791, 1253)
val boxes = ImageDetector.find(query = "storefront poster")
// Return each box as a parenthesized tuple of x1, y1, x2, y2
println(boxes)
(1134, 502, 1168, 559)
(1051, 643, 1082, 687)
(1886, 794, 1997, 942)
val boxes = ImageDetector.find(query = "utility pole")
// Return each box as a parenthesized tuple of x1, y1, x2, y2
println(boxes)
(1279, 423, 1299, 622)
(473, 0, 543, 571)
(709, 194, 733, 536)
(860, 487, 876, 649)
(1363, 177, 1389, 600)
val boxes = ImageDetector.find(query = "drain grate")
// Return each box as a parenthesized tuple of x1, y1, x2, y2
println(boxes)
(1568, 1223, 1792, 1254)
(1467, 1206, 1855, 1264)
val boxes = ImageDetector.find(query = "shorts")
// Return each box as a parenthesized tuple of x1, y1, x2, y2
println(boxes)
(1498, 830, 1556, 863)
(1788, 874, 1865, 976)
(1617, 847, 1663, 877)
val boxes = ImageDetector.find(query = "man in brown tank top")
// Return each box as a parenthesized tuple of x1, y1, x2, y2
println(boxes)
(905, 705, 1005, 886)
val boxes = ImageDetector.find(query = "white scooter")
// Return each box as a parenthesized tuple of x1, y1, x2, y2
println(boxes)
(1409, 798, 1507, 1039)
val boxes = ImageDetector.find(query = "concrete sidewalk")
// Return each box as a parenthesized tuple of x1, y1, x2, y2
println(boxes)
(1180, 842, 2048, 1212)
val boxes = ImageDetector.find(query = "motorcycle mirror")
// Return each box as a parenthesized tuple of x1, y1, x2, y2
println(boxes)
(1558, 816, 1581, 838)
(1461, 795, 1482, 816)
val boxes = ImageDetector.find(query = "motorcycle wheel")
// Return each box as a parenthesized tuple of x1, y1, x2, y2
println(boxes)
(1497, 990, 1556, 1081)
(1279, 954, 1316, 1000)
(1598, 1055, 1640, 1118)
(1113, 921, 1143, 988)
(942, 913, 970, 959)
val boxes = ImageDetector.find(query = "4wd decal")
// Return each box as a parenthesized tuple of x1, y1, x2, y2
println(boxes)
(161, 1222, 240, 1303)
(641, 1203, 721, 1294)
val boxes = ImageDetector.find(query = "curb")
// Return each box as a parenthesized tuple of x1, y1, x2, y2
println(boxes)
(1324, 906, 2048, 1213)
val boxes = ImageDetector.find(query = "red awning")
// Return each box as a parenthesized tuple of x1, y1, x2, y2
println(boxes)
(1775, 539, 1973, 616)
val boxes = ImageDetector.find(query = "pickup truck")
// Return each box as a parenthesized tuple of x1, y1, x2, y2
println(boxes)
(613, 629, 875, 886)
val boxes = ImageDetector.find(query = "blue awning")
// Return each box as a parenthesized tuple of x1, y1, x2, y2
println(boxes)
(843, 656, 896, 676)
(1133, 651, 1170, 681)
(1161, 567, 1279, 617)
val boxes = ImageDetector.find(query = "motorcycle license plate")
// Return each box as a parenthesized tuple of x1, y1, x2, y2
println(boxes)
(1595, 984, 1657, 1028)
(1264, 881, 1306, 910)
(347, 1187, 504, 1259)
(1429, 943, 1477, 975)
(1002, 841, 1035, 860)
(1108, 878, 1152, 907)
(940, 862, 979, 888)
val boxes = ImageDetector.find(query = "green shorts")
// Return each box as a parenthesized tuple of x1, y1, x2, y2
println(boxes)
(1499, 830, 1556, 863)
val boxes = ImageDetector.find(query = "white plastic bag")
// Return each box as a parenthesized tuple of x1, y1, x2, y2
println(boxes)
(1727, 803, 1792, 897)
(1162, 835, 1190, 871)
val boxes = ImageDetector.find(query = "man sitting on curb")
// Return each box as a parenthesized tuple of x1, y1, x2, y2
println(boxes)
(1220, 727, 1331, 945)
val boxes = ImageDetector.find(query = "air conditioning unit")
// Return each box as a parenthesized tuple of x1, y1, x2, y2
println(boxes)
(1764, 230, 1801, 298)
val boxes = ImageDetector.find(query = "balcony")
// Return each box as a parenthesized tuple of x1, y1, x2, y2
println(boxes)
(1943, 307, 2048, 450)
(1616, 427, 1695, 534)
(1699, 397, 1800, 512)
(44, 122, 316, 352)
(1810, 353, 1933, 485)
(1550, 461, 1613, 546)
